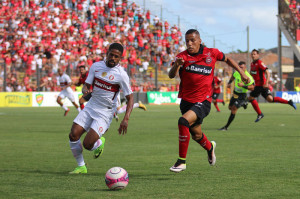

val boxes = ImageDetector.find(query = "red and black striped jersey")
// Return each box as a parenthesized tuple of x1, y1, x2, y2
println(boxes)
(176, 45, 225, 103)
(78, 72, 89, 85)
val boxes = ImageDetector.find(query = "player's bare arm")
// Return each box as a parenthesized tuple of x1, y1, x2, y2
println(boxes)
(82, 83, 92, 95)
(263, 69, 270, 88)
(227, 75, 235, 88)
(118, 94, 134, 135)
(225, 57, 250, 84)
(169, 57, 184, 79)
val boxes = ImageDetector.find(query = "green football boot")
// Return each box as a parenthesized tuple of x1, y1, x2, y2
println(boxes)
(93, 137, 105, 159)
(69, 165, 87, 174)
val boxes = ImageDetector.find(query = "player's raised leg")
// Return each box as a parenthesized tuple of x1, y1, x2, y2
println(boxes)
(69, 123, 87, 174)
(267, 95, 297, 110)
(57, 96, 69, 116)
(190, 124, 216, 166)
(138, 101, 147, 111)
(83, 118, 108, 159)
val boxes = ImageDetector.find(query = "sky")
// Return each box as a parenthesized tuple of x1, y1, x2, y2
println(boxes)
(132, 0, 289, 53)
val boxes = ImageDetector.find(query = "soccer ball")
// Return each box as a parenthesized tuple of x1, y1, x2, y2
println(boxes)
(105, 167, 129, 190)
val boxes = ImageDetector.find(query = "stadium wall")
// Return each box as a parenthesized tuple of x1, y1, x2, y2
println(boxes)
(1, 92, 297, 107)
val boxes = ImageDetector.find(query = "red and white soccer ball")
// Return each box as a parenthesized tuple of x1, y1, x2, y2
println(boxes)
(105, 167, 129, 190)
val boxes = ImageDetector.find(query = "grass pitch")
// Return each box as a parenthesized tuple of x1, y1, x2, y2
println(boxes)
(0, 103, 299, 199)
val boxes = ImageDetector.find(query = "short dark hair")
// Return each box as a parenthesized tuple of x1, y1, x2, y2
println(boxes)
(108, 43, 124, 54)
(185, 29, 200, 37)
(78, 65, 85, 69)
(252, 49, 259, 54)
(238, 61, 246, 65)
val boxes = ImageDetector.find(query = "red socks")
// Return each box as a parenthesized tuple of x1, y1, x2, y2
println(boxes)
(178, 117, 190, 159)
(273, 97, 288, 104)
(80, 103, 85, 110)
(197, 133, 212, 151)
(250, 99, 262, 115)
(214, 102, 220, 112)
(178, 117, 213, 159)
(216, 99, 224, 103)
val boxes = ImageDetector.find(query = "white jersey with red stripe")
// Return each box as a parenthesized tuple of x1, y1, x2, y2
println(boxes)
(85, 60, 132, 113)
(58, 73, 72, 89)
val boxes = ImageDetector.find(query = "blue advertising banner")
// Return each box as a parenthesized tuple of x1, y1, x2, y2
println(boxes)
(276, 92, 300, 103)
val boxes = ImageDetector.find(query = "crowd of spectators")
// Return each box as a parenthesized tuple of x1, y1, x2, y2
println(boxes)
(0, 0, 184, 92)
(288, 0, 300, 21)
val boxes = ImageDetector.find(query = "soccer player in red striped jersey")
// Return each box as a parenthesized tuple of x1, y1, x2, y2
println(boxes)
(212, 75, 225, 112)
(75, 65, 91, 110)
(248, 49, 297, 123)
(168, 29, 250, 172)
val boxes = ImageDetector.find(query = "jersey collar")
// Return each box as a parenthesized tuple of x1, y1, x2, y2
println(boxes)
(187, 44, 204, 56)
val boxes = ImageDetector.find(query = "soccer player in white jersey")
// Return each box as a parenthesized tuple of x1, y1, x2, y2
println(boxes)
(56, 69, 81, 116)
(68, 43, 134, 174)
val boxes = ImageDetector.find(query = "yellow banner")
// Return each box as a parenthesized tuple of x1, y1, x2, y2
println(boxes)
(0, 92, 32, 107)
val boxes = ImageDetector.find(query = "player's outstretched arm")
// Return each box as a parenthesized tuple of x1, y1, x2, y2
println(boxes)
(225, 57, 250, 84)
(118, 93, 134, 135)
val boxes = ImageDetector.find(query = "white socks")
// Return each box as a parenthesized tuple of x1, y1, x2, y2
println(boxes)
(69, 140, 85, 166)
(91, 139, 102, 151)
(117, 103, 139, 114)
(62, 105, 68, 111)
(133, 103, 139, 109)
(117, 104, 127, 114)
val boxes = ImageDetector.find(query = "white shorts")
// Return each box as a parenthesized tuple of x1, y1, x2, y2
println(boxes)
(58, 87, 75, 102)
(73, 106, 113, 136)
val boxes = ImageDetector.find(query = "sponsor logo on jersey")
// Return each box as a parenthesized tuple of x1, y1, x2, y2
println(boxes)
(102, 72, 107, 77)
(60, 82, 68, 86)
(94, 80, 112, 90)
(250, 71, 257, 75)
(188, 61, 196, 63)
(36, 94, 44, 106)
(94, 77, 120, 92)
(185, 64, 212, 75)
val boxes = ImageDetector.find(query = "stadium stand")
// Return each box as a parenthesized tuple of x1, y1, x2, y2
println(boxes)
(0, 0, 183, 92)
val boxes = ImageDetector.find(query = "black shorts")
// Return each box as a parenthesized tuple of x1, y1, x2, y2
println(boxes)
(212, 93, 220, 100)
(83, 93, 92, 101)
(229, 92, 247, 108)
(250, 86, 272, 99)
(180, 99, 211, 125)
